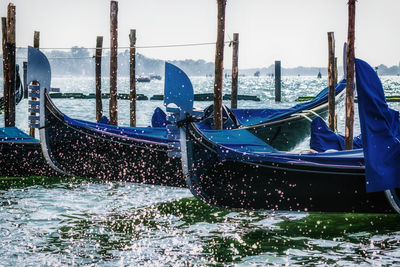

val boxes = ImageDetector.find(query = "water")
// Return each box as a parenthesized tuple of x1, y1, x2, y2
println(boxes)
(2, 76, 400, 265)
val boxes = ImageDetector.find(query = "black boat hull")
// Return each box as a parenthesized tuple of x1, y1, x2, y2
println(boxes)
(184, 123, 395, 213)
(0, 141, 60, 177)
(42, 93, 185, 187)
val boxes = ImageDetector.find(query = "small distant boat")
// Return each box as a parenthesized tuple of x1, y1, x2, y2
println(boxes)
(317, 70, 322, 78)
(136, 76, 151, 82)
(150, 74, 162, 80)
(170, 58, 400, 213)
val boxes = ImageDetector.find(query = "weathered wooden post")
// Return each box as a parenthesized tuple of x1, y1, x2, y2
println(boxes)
(33, 31, 39, 49)
(334, 56, 338, 131)
(23, 61, 28, 98)
(231, 33, 239, 109)
(328, 32, 336, 131)
(345, 0, 356, 150)
(1, 17, 6, 101)
(129, 29, 136, 127)
(334, 57, 338, 87)
(213, 0, 226, 130)
(109, 0, 118, 126)
(4, 4, 16, 127)
(95, 36, 103, 121)
(29, 31, 40, 137)
(275, 60, 281, 102)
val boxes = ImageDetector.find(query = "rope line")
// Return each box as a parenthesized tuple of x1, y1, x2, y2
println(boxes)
(15, 41, 234, 50)
(15, 57, 94, 60)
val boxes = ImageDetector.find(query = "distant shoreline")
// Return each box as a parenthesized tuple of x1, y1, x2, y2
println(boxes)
(1, 50, 399, 77)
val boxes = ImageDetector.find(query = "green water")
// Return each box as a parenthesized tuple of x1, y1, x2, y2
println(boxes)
(1, 177, 400, 265)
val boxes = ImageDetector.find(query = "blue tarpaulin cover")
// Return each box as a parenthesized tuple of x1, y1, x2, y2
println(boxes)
(64, 115, 172, 144)
(0, 127, 39, 143)
(202, 129, 277, 153)
(151, 107, 171, 128)
(355, 58, 400, 192)
(97, 116, 110, 124)
(310, 117, 362, 152)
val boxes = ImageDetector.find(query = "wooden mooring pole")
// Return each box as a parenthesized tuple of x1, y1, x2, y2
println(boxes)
(328, 32, 336, 131)
(231, 33, 239, 109)
(334, 57, 338, 86)
(33, 31, 39, 49)
(345, 0, 356, 150)
(29, 31, 40, 137)
(109, 0, 118, 126)
(213, 0, 226, 130)
(95, 36, 103, 121)
(129, 29, 136, 127)
(4, 4, 16, 127)
(275, 60, 281, 102)
(1, 17, 6, 103)
(23, 61, 28, 98)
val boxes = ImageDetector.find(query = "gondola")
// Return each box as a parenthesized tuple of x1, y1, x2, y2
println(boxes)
(172, 58, 400, 213)
(27, 47, 185, 186)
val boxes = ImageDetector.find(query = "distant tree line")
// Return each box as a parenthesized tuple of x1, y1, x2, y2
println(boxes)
(1, 47, 399, 77)
(3, 47, 215, 77)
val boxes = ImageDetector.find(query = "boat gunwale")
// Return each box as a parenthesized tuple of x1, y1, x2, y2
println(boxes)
(186, 121, 365, 174)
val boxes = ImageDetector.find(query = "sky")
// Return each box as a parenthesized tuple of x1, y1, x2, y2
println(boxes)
(1, 0, 400, 69)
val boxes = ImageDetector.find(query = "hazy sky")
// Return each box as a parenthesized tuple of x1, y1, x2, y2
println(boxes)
(1, 0, 400, 68)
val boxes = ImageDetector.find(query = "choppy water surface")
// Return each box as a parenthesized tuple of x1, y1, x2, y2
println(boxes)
(2, 76, 400, 265)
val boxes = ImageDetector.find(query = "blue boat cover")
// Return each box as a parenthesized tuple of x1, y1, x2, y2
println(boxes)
(64, 115, 172, 144)
(202, 129, 277, 153)
(0, 127, 39, 143)
(355, 58, 400, 192)
(97, 116, 110, 124)
(232, 80, 346, 126)
(310, 117, 363, 152)
(151, 107, 171, 128)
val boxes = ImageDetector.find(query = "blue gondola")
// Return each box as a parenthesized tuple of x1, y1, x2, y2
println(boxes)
(172, 58, 400, 213)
